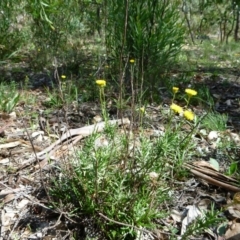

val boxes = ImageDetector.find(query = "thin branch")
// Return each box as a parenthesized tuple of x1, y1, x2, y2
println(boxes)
(98, 212, 169, 238)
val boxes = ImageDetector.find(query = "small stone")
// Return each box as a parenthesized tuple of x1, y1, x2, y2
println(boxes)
(208, 131, 218, 141)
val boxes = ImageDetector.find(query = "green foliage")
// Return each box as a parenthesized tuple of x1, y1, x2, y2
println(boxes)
(181, 205, 225, 240)
(0, 82, 20, 113)
(25, 0, 73, 69)
(50, 86, 205, 238)
(105, 0, 185, 93)
(201, 112, 228, 131)
(227, 161, 238, 176)
(50, 129, 171, 239)
(195, 85, 214, 109)
(183, 0, 240, 43)
(43, 77, 80, 108)
(0, 0, 28, 62)
(43, 89, 64, 108)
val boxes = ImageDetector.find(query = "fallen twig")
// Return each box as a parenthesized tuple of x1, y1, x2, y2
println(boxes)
(18, 118, 130, 170)
(98, 212, 160, 238)
(185, 162, 240, 192)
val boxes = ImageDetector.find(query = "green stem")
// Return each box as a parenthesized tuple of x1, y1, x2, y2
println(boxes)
(99, 87, 108, 122)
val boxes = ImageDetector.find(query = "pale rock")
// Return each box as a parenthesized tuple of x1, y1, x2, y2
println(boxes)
(207, 131, 218, 141)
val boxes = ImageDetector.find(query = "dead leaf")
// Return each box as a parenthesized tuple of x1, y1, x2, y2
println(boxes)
(3, 194, 15, 204)
(197, 198, 212, 211)
(181, 204, 202, 235)
(225, 220, 240, 240)
(229, 132, 240, 145)
(209, 158, 220, 171)
(227, 205, 240, 219)
(170, 209, 182, 222)
(192, 160, 218, 171)
(0, 141, 21, 149)
(0, 158, 10, 165)
(93, 115, 102, 123)
(17, 199, 29, 209)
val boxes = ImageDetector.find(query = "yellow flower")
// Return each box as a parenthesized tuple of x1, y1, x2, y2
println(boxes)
(185, 89, 197, 97)
(172, 87, 179, 94)
(130, 59, 135, 63)
(61, 75, 66, 79)
(96, 80, 106, 87)
(184, 110, 194, 121)
(170, 104, 183, 114)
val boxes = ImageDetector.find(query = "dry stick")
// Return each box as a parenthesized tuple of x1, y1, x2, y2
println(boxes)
(22, 119, 52, 202)
(0, 187, 22, 198)
(188, 164, 239, 183)
(118, 0, 129, 119)
(23, 193, 77, 224)
(139, 47, 144, 122)
(42, 213, 63, 232)
(18, 119, 130, 170)
(185, 166, 240, 192)
(61, 230, 71, 240)
(53, 57, 64, 102)
(98, 212, 168, 238)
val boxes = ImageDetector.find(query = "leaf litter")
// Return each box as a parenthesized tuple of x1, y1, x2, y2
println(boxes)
(0, 75, 240, 239)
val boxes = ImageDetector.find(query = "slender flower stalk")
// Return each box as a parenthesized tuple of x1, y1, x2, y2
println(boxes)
(139, 106, 145, 127)
(96, 80, 107, 121)
(172, 87, 179, 102)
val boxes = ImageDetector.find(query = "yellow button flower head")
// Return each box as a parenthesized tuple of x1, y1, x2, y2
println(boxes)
(61, 75, 66, 79)
(96, 80, 106, 87)
(184, 110, 194, 121)
(130, 59, 135, 63)
(172, 87, 179, 94)
(170, 103, 183, 114)
(185, 89, 197, 97)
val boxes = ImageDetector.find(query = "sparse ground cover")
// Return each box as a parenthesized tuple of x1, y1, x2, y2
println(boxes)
(1, 40, 240, 239)
(1, 1, 240, 239)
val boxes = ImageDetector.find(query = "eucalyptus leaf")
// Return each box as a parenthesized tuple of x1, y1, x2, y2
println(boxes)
(209, 158, 219, 171)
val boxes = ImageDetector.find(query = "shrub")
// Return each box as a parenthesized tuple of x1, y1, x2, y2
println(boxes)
(105, 0, 185, 96)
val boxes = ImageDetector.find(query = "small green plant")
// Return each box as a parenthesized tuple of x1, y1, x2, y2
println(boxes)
(50, 130, 169, 239)
(196, 85, 215, 109)
(43, 88, 64, 108)
(181, 205, 225, 240)
(49, 85, 208, 238)
(201, 112, 228, 131)
(0, 82, 20, 113)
